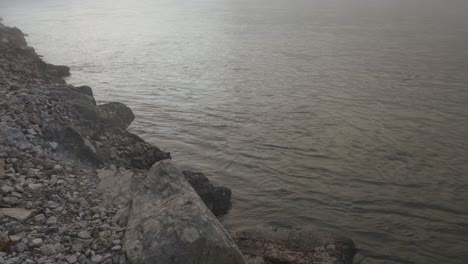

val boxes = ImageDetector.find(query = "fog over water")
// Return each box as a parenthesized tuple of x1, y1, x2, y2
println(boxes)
(2, 0, 468, 263)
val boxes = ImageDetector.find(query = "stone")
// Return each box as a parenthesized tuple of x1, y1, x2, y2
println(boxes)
(91, 255, 102, 263)
(78, 230, 91, 239)
(0, 159, 5, 177)
(0, 185, 14, 194)
(72, 243, 83, 252)
(0, 208, 35, 222)
(45, 63, 70, 78)
(34, 214, 45, 221)
(124, 160, 246, 264)
(77, 255, 86, 264)
(49, 141, 59, 150)
(66, 255, 77, 264)
(31, 238, 43, 247)
(16, 242, 27, 253)
(48, 203, 60, 209)
(183, 170, 232, 217)
(40, 244, 57, 255)
(3, 196, 19, 205)
(111, 245, 121, 251)
(98, 102, 135, 130)
(46, 216, 57, 225)
(27, 183, 43, 191)
(74, 86, 94, 97)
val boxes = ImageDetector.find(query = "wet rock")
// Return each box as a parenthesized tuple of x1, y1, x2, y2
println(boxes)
(98, 102, 135, 130)
(183, 170, 232, 217)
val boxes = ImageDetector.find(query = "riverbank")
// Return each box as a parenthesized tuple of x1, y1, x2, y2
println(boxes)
(0, 20, 355, 264)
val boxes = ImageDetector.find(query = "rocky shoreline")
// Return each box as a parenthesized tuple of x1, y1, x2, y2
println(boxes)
(0, 20, 356, 264)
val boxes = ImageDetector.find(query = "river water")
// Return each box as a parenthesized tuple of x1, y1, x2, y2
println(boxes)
(2, 0, 468, 263)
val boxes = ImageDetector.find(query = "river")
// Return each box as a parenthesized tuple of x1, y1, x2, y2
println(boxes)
(1, 0, 468, 263)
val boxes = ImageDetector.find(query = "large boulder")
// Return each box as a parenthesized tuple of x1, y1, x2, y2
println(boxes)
(98, 102, 135, 130)
(124, 160, 247, 264)
(45, 63, 70, 78)
(183, 170, 232, 217)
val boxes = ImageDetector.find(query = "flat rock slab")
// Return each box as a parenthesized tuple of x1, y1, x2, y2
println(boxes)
(0, 208, 36, 222)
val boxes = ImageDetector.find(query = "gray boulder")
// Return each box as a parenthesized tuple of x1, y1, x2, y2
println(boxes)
(124, 160, 246, 264)
(98, 102, 135, 130)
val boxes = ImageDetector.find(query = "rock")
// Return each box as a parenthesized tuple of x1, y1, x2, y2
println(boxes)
(48, 203, 60, 209)
(31, 238, 43, 247)
(46, 216, 57, 225)
(182, 170, 232, 217)
(3, 196, 19, 205)
(27, 183, 43, 191)
(78, 230, 91, 239)
(124, 160, 246, 264)
(66, 255, 78, 264)
(44, 126, 102, 167)
(98, 102, 135, 130)
(74, 85, 94, 97)
(119, 254, 127, 264)
(46, 63, 70, 78)
(111, 245, 121, 251)
(34, 214, 45, 221)
(91, 255, 102, 263)
(72, 243, 83, 252)
(40, 244, 57, 255)
(0, 208, 35, 222)
(0, 159, 5, 177)
(16, 242, 27, 253)
(49, 141, 59, 150)
(0, 185, 14, 194)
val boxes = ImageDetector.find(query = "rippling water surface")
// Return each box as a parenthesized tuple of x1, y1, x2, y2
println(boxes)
(2, 0, 468, 263)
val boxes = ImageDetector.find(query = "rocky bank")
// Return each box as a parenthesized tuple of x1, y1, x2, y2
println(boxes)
(0, 19, 356, 264)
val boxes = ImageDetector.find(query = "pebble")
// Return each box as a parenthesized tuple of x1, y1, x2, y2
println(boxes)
(91, 255, 102, 263)
(77, 255, 87, 264)
(66, 255, 77, 264)
(78, 230, 91, 239)
(48, 203, 60, 209)
(45, 216, 57, 225)
(31, 238, 43, 247)
(34, 214, 45, 221)
(111, 245, 121, 251)
(49, 142, 59, 150)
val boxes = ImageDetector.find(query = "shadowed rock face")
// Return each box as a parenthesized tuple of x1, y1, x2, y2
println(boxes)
(183, 170, 232, 217)
(124, 160, 247, 264)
